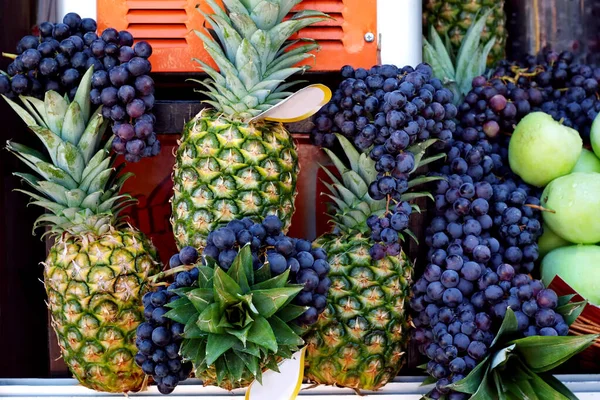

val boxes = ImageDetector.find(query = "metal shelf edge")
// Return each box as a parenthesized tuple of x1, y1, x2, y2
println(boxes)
(1, 376, 599, 398)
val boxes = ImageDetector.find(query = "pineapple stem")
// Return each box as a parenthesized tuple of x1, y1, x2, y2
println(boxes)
(149, 264, 197, 283)
(2, 52, 17, 60)
(524, 204, 556, 214)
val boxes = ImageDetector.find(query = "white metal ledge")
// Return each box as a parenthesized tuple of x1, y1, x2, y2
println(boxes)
(1, 376, 600, 399)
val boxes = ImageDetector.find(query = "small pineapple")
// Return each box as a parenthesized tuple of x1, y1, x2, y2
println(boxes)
(304, 135, 437, 390)
(4, 67, 161, 393)
(423, 0, 506, 66)
(170, 0, 329, 249)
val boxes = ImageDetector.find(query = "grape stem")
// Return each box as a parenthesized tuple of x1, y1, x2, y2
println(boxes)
(149, 264, 196, 283)
(524, 204, 555, 213)
(1, 52, 17, 60)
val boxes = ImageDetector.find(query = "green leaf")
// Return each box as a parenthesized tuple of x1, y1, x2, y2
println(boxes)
(233, 341, 260, 358)
(541, 373, 580, 400)
(491, 308, 520, 347)
(165, 295, 192, 309)
(2, 95, 38, 127)
(428, 25, 455, 77)
(490, 344, 515, 370)
(511, 334, 598, 372)
(407, 175, 445, 189)
(234, 348, 259, 378)
(470, 369, 496, 400)
(215, 357, 229, 385)
(44, 91, 69, 135)
(223, 350, 245, 382)
(251, 286, 303, 318)
(251, 269, 289, 290)
(400, 191, 434, 202)
(28, 126, 63, 166)
(492, 370, 507, 400)
(247, 315, 277, 353)
(180, 338, 205, 365)
(269, 315, 304, 347)
(226, 323, 253, 346)
(455, 9, 492, 92)
(448, 355, 490, 394)
(227, 245, 253, 292)
(183, 317, 204, 339)
(196, 264, 216, 288)
(74, 66, 93, 123)
(206, 333, 238, 366)
(276, 304, 308, 322)
(19, 95, 48, 128)
(77, 111, 107, 163)
(254, 263, 272, 283)
(213, 267, 243, 309)
(420, 375, 437, 386)
(185, 288, 214, 313)
(556, 300, 587, 326)
(197, 303, 225, 334)
(558, 295, 576, 307)
(164, 302, 197, 324)
(528, 368, 572, 400)
(56, 141, 85, 182)
(61, 99, 86, 145)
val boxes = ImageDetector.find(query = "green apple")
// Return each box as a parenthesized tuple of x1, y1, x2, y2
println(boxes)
(590, 112, 600, 159)
(541, 172, 600, 244)
(509, 112, 582, 187)
(572, 148, 600, 173)
(542, 244, 600, 305)
(538, 223, 572, 258)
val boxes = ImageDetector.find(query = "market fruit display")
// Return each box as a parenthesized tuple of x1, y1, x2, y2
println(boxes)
(0, 13, 159, 162)
(537, 224, 571, 258)
(304, 135, 435, 390)
(541, 172, 600, 244)
(542, 245, 600, 305)
(3, 68, 161, 392)
(508, 112, 582, 187)
(138, 216, 331, 392)
(573, 148, 600, 173)
(170, 0, 328, 249)
(423, 0, 506, 66)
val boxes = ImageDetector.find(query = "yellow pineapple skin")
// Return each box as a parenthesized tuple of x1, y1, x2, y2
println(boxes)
(304, 234, 413, 391)
(44, 228, 161, 393)
(171, 110, 299, 250)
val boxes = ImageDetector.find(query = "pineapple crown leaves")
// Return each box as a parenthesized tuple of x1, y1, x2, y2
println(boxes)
(193, 0, 331, 120)
(164, 245, 307, 386)
(423, 8, 496, 105)
(3, 66, 135, 238)
(437, 305, 597, 400)
(320, 134, 444, 236)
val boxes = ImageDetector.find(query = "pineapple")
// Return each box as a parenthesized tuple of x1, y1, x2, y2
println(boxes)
(171, 0, 329, 249)
(4, 67, 161, 393)
(423, 0, 506, 66)
(304, 135, 439, 390)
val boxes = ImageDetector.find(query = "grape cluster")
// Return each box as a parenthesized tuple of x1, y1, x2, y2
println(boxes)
(137, 251, 196, 394)
(0, 12, 159, 162)
(411, 58, 578, 396)
(366, 201, 412, 260)
(461, 50, 600, 143)
(201, 216, 332, 326)
(311, 64, 458, 255)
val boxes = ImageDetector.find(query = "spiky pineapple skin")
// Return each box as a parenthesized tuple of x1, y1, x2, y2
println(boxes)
(304, 234, 413, 390)
(44, 228, 160, 393)
(423, 0, 506, 65)
(171, 110, 299, 249)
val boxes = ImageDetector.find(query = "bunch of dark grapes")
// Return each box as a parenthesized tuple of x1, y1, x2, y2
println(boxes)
(461, 50, 600, 143)
(137, 246, 198, 394)
(311, 64, 458, 255)
(366, 201, 412, 260)
(411, 62, 575, 397)
(0, 12, 159, 162)
(201, 216, 331, 326)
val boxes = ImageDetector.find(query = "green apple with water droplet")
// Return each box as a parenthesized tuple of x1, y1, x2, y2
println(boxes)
(509, 112, 582, 187)
(541, 172, 600, 244)
(542, 244, 600, 305)
(572, 148, 600, 173)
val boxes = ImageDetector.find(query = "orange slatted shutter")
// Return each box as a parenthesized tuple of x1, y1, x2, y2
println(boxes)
(97, 0, 377, 72)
